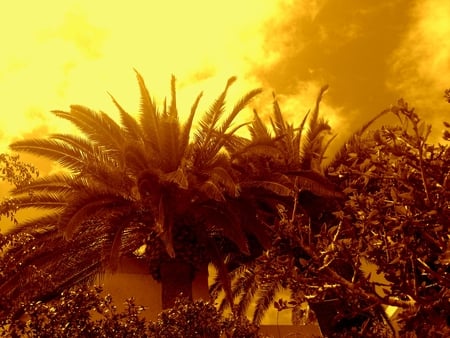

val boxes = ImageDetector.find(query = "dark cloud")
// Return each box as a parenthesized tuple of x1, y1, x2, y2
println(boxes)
(256, 0, 413, 127)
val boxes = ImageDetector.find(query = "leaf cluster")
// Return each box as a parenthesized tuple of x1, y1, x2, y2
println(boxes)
(0, 285, 270, 338)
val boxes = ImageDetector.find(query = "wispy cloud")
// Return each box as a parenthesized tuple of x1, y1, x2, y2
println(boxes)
(387, 0, 450, 136)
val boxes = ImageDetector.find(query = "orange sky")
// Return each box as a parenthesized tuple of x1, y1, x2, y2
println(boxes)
(0, 0, 448, 154)
(0, 0, 448, 324)
(1, 0, 449, 228)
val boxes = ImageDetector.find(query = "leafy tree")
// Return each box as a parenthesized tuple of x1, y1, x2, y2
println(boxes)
(0, 153, 38, 224)
(1, 284, 270, 338)
(0, 71, 268, 314)
(213, 96, 449, 336)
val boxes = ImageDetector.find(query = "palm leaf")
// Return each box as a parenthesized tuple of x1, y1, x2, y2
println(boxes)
(161, 167, 188, 189)
(240, 181, 293, 197)
(53, 105, 125, 154)
(10, 138, 88, 171)
(234, 266, 259, 317)
(134, 69, 161, 152)
(198, 180, 226, 202)
(308, 85, 329, 134)
(249, 109, 272, 142)
(252, 279, 283, 324)
(219, 88, 262, 134)
(208, 240, 234, 312)
(197, 76, 236, 148)
(179, 92, 203, 158)
(109, 92, 144, 141)
(286, 170, 344, 198)
(12, 174, 73, 196)
(208, 166, 239, 197)
(158, 118, 180, 171)
(329, 108, 390, 167)
(168, 75, 178, 120)
(271, 92, 286, 136)
(4, 214, 60, 236)
(60, 195, 133, 239)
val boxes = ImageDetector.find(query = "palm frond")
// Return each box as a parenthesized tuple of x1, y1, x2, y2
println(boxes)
(7, 192, 68, 210)
(208, 166, 239, 197)
(161, 167, 188, 189)
(60, 195, 133, 239)
(10, 138, 88, 171)
(168, 75, 178, 120)
(5, 214, 59, 236)
(123, 142, 156, 172)
(12, 174, 73, 196)
(52, 105, 125, 154)
(291, 111, 310, 166)
(196, 77, 236, 148)
(271, 93, 286, 136)
(308, 85, 329, 134)
(287, 170, 344, 198)
(158, 118, 181, 171)
(179, 92, 203, 158)
(329, 108, 390, 168)
(109, 92, 144, 141)
(249, 109, 272, 142)
(198, 180, 226, 202)
(253, 279, 282, 325)
(203, 203, 250, 255)
(219, 88, 262, 134)
(208, 240, 234, 312)
(234, 266, 259, 317)
(108, 226, 124, 271)
(240, 181, 293, 197)
(134, 69, 161, 152)
(157, 195, 175, 258)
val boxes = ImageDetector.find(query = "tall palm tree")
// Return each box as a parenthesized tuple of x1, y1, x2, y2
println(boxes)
(3, 71, 268, 311)
(211, 86, 344, 316)
(212, 90, 395, 334)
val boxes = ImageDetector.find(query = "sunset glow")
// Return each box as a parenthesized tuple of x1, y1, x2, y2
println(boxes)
(1, 0, 448, 155)
(1, 0, 449, 329)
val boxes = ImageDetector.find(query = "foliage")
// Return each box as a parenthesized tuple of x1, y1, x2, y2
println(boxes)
(149, 297, 269, 338)
(0, 285, 269, 338)
(2, 76, 449, 337)
(0, 153, 38, 189)
(0, 153, 38, 224)
(2, 71, 267, 310)
(213, 97, 449, 336)
(1, 285, 147, 338)
(0, 220, 114, 319)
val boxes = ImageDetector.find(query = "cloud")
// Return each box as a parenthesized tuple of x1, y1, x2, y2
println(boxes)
(387, 0, 450, 135)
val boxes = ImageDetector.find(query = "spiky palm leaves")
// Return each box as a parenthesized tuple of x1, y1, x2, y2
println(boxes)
(3, 71, 264, 310)
(212, 85, 347, 323)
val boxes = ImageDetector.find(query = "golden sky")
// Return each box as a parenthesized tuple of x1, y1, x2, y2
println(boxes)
(1, 0, 449, 157)
(0, 0, 448, 323)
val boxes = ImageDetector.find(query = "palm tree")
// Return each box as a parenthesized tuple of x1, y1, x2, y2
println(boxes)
(211, 86, 343, 316)
(2, 71, 268, 311)
(211, 90, 396, 334)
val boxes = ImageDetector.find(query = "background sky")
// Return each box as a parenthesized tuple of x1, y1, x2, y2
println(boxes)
(1, 0, 449, 156)
(0, 0, 448, 324)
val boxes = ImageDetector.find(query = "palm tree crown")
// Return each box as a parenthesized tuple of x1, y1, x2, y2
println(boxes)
(3, 71, 266, 310)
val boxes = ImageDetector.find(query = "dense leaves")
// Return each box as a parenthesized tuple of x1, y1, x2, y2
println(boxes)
(1, 77, 449, 337)
(0, 285, 269, 338)
(212, 98, 449, 336)
(1, 72, 268, 310)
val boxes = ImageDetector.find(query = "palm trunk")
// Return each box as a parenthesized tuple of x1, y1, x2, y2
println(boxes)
(160, 260, 194, 309)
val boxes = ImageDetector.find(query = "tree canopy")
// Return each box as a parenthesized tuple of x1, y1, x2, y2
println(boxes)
(0, 79, 449, 337)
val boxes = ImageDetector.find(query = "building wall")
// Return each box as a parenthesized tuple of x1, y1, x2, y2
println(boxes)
(100, 257, 323, 337)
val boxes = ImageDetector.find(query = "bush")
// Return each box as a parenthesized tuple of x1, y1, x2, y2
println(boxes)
(0, 285, 270, 338)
